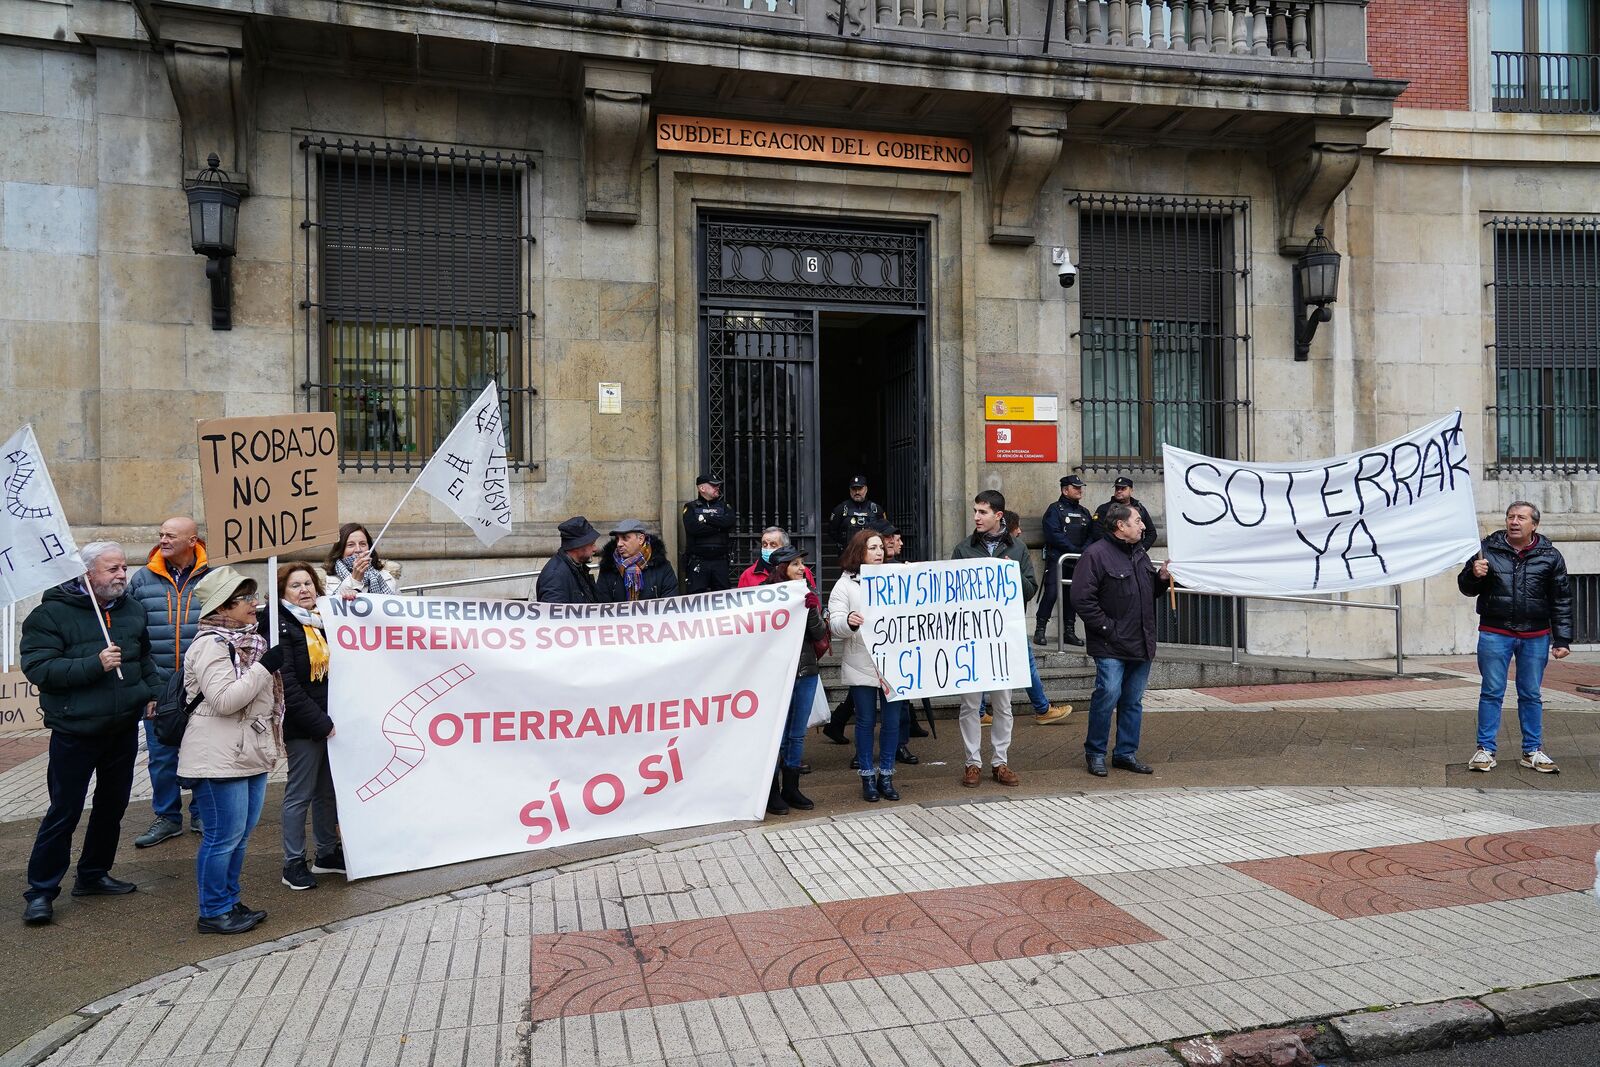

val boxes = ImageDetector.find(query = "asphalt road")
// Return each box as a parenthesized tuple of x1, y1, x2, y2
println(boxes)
(1325, 1021, 1600, 1065)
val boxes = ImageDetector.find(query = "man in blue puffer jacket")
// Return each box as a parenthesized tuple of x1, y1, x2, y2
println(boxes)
(125, 516, 209, 846)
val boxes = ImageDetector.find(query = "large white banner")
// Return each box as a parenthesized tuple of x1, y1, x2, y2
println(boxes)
(322, 585, 806, 879)
(0, 425, 84, 606)
(859, 559, 1030, 700)
(1163, 411, 1480, 596)
(414, 381, 516, 547)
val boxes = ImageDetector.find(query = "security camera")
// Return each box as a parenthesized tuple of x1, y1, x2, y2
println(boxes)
(1052, 247, 1077, 289)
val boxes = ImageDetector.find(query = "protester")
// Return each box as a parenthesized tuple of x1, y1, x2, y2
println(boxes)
(596, 521, 678, 602)
(326, 523, 401, 595)
(738, 527, 816, 588)
(20, 542, 162, 926)
(535, 516, 602, 604)
(264, 563, 341, 892)
(1038, 475, 1097, 646)
(681, 473, 735, 593)
(763, 546, 826, 815)
(951, 491, 1038, 787)
(127, 516, 210, 848)
(873, 520, 931, 760)
(1094, 477, 1156, 550)
(180, 567, 286, 934)
(829, 529, 904, 802)
(1457, 501, 1573, 774)
(827, 475, 883, 551)
(1003, 509, 1072, 727)
(1071, 502, 1170, 777)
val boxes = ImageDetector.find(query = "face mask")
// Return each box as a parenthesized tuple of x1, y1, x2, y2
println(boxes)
(761, 548, 775, 562)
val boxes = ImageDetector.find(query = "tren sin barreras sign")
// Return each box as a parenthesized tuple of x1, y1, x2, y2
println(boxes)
(656, 114, 974, 174)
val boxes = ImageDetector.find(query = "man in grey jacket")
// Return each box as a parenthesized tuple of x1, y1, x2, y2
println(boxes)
(950, 490, 1038, 789)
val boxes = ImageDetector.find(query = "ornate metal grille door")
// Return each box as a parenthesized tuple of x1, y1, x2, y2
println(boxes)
(701, 310, 821, 569)
(698, 214, 930, 571)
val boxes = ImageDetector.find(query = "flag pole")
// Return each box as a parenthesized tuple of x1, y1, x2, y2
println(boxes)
(88, 585, 124, 680)
(266, 556, 279, 648)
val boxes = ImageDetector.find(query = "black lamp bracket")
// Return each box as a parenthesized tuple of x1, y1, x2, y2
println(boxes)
(205, 254, 232, 331)
(1292, 268, 1332, 362)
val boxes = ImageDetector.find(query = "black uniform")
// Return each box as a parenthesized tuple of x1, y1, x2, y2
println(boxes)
(1094, 497, 1157, 552)
(681, 494, 735, 592)
(1038, 496, 1098, 630)
(828, 498, 884, 550)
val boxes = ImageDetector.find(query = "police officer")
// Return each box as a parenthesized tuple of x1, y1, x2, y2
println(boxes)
(1037, 474, 1098, 646)
(828, 476, 883, 551)
(1094, 476, 1156, 552)
(681, 473, 735, 593)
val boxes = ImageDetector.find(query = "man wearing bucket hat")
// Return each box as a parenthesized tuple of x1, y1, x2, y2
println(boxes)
(536, 517, 602, 604)
(682, 473, 735, 593)
(596, 520, 678, 602)
(179, 565, 286, 935)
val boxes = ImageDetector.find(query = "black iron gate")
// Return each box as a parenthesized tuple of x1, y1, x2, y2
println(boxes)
(698, 214, 930, 574)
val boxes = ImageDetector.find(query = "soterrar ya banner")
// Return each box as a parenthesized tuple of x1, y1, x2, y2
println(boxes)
(321, 585, 807, 879)
(1163, 411, 1480, 597)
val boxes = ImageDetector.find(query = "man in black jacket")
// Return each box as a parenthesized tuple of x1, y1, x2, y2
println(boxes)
(596, 520, 678, 602)
(681, 474, 735, 593)
(828, 475, 883, 550)
(1070, 504, 1170, 778)
(1037, 474, 1097, 646)
(20, 542, 162, 925)
(535, 517, 601, 604)
(1456, 501, 1572, 774)
(1094, 477, 1156, 551)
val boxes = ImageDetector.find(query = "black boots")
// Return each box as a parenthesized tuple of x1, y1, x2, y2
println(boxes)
(780, 767, 814, 811)
(767, 769, 789, 816)
(1034, 622, 1048, 645)
(861, 775, 880, 802)
(820, 699, 852, 745)
(877, 775, 900, 801)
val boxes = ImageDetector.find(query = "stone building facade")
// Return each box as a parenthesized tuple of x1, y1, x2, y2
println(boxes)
(1, 0, 1594, 656)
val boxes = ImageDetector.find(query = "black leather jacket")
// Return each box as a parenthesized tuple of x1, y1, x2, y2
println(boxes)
(1457, 531, 1573, 646)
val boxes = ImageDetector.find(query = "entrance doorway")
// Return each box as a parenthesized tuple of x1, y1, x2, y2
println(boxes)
(697, 214, 930, 582)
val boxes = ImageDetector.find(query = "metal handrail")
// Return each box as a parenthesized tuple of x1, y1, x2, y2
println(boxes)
(1053, 551, 1406, 675)
(401, 567, 543, 598)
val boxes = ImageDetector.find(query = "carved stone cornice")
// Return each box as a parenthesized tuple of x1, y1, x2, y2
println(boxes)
(983, 102, 1070, 246)
(138, 7, 254, 192)
(1273, 119, 1371, 254)
(583, 60, 655, 224)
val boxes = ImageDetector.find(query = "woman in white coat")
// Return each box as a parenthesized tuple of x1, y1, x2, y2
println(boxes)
(827, 529, 903, 803)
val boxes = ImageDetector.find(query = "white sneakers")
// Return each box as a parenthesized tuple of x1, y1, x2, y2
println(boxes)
(1519, 750, 1560, 774)
(1470, 748, 1560, 773)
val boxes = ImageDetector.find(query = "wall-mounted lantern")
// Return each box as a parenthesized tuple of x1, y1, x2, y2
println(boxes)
(185, 153, 241, 331)
(1292, 224, 1341, 361)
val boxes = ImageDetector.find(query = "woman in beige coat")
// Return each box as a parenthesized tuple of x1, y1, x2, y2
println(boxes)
(179, 566, 285, 935)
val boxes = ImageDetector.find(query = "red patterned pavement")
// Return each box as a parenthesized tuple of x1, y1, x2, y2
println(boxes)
(0, 734, 48, 773)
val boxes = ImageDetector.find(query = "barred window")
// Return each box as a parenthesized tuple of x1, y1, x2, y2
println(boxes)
(1489, 217, 1600, 470)
(301, 139, 538, 472)
(1071, 195, 1252, 468)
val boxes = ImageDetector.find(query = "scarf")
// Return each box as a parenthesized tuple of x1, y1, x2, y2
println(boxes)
(333, 556, 392, 593)
(282, 600, 329, 682)
(981, 532, 1006, 556)
(615, 543, 650, 601)
(197, 619, 286, 724)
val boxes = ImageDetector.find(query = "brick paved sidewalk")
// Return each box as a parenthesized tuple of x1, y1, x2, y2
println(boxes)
(18, 785, 1600, 1067)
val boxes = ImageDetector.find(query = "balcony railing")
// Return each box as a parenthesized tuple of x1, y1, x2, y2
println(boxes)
(610, 0, 1354, 64)
(1492, 49, 1600, 114)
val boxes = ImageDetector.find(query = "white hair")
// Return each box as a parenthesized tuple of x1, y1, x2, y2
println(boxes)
(762, 527, 791, 547)
(79, 541, 124, 570)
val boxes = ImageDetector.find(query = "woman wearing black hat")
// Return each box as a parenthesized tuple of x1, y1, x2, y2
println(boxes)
(828, 529, 903, 803)
(762, 546, 826, 815)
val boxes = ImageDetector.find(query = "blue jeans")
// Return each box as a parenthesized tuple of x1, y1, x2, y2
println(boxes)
(1475, 631, 1550, 753)
(191, 774, 267, 918)
(1085, 657, 1153, 761)
(782, 675, 819, 769)
(142, 719, 184, 823)
(850, 686, 903, 776)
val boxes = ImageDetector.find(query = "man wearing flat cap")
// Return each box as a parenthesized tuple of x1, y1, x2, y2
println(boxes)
(597, 521, 678, 602)
(536, 517, 601, 604)
(1037, 475, 1098, 647)
(1094, 476, 1157, 552)
(681, 473, 735, 593)
(829, 475, 884, 551)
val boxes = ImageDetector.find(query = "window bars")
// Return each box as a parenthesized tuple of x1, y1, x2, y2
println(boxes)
(1070, 193, 1253, 469)
(1487, 216, 1600, 471)
(300, 138, 538, 473)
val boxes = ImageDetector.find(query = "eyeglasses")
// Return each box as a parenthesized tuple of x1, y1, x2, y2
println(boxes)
(227, 594, 259, 606)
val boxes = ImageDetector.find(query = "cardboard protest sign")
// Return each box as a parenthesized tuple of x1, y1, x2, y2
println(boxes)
(197, 414, 340, 563)
(0, 668, 43, 733)
(1163, 411, 1480, 596)
(321, 583, 806, 879)
(0, 425, 83, 606)
(858, 559, 1031, 701)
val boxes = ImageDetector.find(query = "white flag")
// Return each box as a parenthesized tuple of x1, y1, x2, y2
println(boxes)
(0, 425, 85, 606)
(414, 382, 516, 547)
